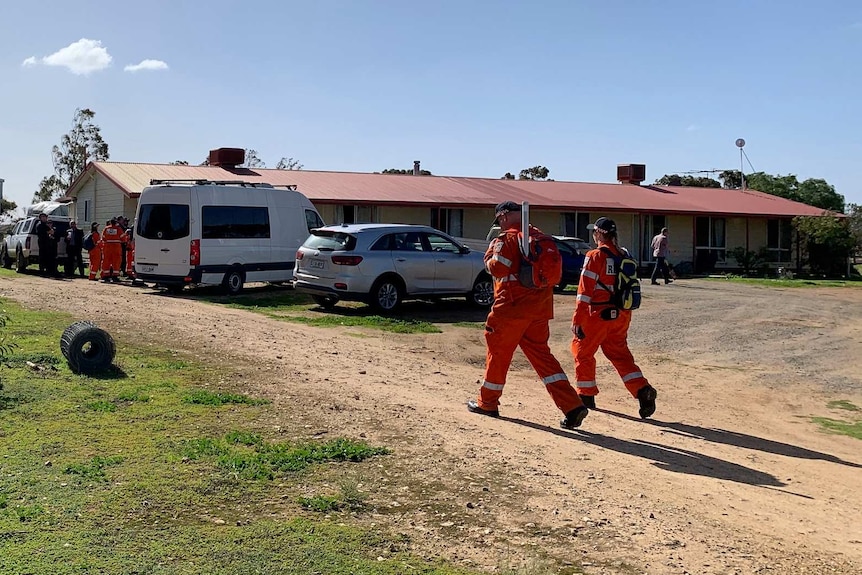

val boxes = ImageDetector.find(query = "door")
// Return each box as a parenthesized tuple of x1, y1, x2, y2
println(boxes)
(134, 188, 191, 278)
(391, 231, 436, 293)
(424, 232, 473, 292)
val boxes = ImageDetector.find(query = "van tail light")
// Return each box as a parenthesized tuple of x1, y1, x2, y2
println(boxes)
(25, 237, 31, 250)
(331, 255, 363, 266)
(296, 250, 304, 261)
(189, 239, 200, 266)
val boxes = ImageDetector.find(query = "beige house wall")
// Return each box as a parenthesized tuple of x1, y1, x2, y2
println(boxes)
(72, 177, 790, 272)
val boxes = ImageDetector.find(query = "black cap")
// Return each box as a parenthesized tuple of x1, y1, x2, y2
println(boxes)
(493, 201, 520, 224)
(587, 217, 616, 233)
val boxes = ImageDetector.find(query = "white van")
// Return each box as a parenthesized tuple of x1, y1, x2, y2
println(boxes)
(133, 180, 325, 294)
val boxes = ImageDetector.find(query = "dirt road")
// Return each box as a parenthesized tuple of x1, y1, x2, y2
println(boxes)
(2, 273, 861, 574)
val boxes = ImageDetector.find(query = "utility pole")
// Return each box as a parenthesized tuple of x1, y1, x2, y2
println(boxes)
(735, 139, 746, 190)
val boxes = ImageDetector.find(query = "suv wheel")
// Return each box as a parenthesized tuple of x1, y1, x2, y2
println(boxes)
(312, 294, 338, 310)
(468, 274, 494, 307)
(370, 277, 403, 314)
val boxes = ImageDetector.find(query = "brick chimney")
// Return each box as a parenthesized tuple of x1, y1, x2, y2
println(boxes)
(208, 148, 245, 168)
(413, 160, 421, 176)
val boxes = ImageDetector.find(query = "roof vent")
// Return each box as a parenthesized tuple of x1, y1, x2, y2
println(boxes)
(617, 164, 646, 185)
(208, 148, 245, 169)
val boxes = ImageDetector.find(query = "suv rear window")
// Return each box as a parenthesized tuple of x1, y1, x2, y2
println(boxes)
(302, 231, 356, 251)
(137, 204, 190, 241)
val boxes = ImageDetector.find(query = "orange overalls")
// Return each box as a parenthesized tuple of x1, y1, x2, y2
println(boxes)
(100, 224, 126, 280)
(87, 231, 102, 281)
(571, 243, 651, 399)
(475, 227, 584, 415)
(122, 229, 135, 279)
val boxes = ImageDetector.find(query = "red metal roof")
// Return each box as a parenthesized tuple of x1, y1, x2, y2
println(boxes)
(72, 162, 832, 218)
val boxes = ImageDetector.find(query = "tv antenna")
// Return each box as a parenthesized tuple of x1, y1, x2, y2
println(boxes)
(736, 138, 747, 190)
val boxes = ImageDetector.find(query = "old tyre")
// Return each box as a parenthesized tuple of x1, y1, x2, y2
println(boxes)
(60, 320, 116, 374)
(312, 294, 338, 310)
(467, 274, 494, 307)
(222, 267, 245, 295)
(369, 276, 403, 314)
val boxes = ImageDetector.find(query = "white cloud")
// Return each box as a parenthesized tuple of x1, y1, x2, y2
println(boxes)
(27, 38, 113, 75)
(124, 59, 169, 72)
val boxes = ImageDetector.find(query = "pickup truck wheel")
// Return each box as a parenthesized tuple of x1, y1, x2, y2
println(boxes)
(15, 248, 27, 273)
(60, 320, 116, 374)
(1, 245, 12, 269)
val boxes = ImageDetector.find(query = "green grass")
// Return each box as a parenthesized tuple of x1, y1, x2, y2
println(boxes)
(0, 297, 477, 575)
(183, 389, 270, 406)
(453, 321, 485, 329)
(827, 400, 860, 412)
(707, 276, 862, 288)
(810, 417, 862, 440)
(199, 290, 443, 333)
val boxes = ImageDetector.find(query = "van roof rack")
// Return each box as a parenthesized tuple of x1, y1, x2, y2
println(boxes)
(149, 179, 277, 188)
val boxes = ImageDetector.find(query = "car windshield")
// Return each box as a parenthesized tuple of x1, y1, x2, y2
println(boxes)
(303, 230, 356, 251)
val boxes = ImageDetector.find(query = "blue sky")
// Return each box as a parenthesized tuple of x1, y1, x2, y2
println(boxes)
(2, 0, 861, 212)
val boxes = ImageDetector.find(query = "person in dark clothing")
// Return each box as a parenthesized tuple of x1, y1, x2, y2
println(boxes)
(117, 215, 129, 276)
(64, 220, 85, 278)
(35, 213, 60, 277)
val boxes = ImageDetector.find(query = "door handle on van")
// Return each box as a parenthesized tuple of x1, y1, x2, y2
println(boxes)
(160, 248, 170, 252)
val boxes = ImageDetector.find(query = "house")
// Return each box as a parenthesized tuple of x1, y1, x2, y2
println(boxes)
(65, 149, 831, 273)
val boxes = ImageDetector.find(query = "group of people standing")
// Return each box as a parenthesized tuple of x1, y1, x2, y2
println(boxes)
(35, 213, 135, 282)
(467, 201, 658, 430)
(85, 216, 136, 282)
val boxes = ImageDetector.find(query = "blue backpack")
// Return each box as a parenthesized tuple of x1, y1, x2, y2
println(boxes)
(83, 233, 95, 251)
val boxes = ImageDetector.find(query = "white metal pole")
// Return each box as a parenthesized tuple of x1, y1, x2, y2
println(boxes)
(520, 201, 530, 258)
(740, 148, 745, 190)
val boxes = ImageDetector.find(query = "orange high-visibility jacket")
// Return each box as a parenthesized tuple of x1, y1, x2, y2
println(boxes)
(484, 226, 554, 320)
(573, 243, 627, 325)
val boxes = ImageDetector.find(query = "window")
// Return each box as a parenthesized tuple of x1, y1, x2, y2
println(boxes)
(767, 219, 792, 263)
(136, 204, 190, 241)
(83, 200, 91, 223)
(564, 213, 591, 241)
(642, 215, 667, 261)
(338, 205, 376, 224)
(305, 209, 324, 233)
(430, 208, 463, 237)
(695, 216, 726, 263)
(201, 206, 270, 239)
(426, 233, 462, 253)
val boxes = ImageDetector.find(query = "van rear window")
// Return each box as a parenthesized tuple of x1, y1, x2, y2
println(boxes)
(137, 204, 190, 241)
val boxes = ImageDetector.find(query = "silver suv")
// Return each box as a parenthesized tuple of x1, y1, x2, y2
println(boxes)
(294, 223, 494, 313)
(1, 215, 71, 272)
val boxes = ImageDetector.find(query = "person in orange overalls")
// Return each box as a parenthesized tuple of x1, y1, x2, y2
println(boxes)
(87, 222, 102, 281)
(467, 201, 588, 430)
(571, 217, 657, 419)
(122, 225, 135, 280)
(100, 218, 126, 282)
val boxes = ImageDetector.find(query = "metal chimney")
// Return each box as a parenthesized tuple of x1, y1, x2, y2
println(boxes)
(413, 160, 421, 176)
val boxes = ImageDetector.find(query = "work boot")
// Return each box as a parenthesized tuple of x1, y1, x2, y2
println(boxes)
(560, 406, 589, 430)
(467, 399, 499, 418)
(579, 394, 596, 410)
(637, 385, 657, 419)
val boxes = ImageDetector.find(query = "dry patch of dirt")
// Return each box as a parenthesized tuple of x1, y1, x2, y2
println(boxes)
(2, 273, 862, 574)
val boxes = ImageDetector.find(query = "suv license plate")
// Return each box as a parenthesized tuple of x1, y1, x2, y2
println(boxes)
(309, 259, 324, 269)
(140, 265, 155, 273)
